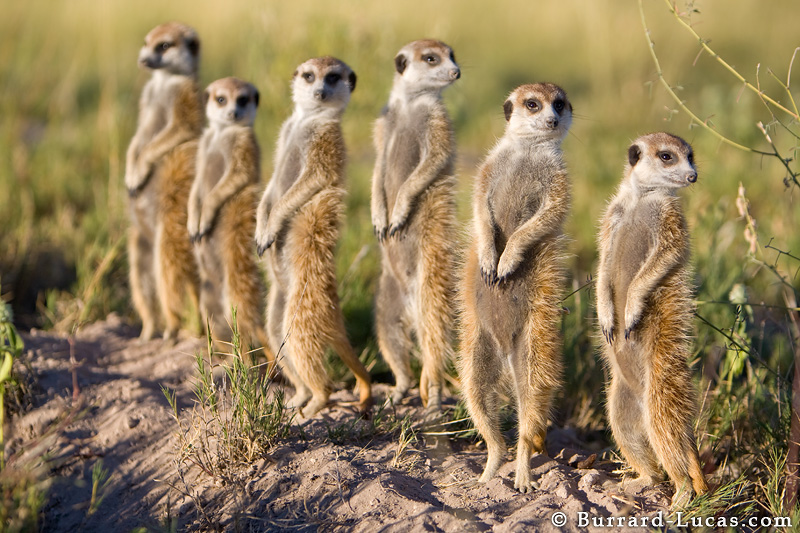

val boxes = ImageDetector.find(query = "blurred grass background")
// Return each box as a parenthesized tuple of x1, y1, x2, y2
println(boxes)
(1, 0, 799, 516)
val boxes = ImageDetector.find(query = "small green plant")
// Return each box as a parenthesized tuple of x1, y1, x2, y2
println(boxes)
(0, 301, 22, 469)
(162, 309, 293, 478)
(87, 459, 111, 517)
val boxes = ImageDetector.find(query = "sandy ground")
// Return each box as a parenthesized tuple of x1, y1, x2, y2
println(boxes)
(8, 315, 671, 532)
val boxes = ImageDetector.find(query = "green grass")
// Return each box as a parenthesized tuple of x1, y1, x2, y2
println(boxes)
(2, 0, 800, 522)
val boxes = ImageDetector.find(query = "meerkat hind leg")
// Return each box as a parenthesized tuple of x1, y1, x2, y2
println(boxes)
(608, 368, 663, 491)
(129, 227, 159, 342)
(512, 353, 549, 493)
(463, 331, 506, 484)
(376, 269, 414, 406)
(646, 349, 709, 506)
(329, 326, 373, 413)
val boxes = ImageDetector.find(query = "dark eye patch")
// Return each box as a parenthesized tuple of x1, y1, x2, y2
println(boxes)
(422, 53, 440, 65)
(216, 96, 227, 106)
(157, 41, 172, 52)
(236, 95, 249, 107)
(302, 72, 315, 83)
(449, 51, 456, 63)
(325, 72, 341, 85)
(525, 99, 540, 111)
(553, 99, 565, 113)
(658, 151, 674, 163)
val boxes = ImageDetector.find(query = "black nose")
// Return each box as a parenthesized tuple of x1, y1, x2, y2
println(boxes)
(687, 172, 697, 183)
(546, 117, 559, 129)
(451, 68, 461, 80)
(314, 89, 326, 101)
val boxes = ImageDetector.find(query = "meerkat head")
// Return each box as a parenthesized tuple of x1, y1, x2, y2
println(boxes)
(392, 40, 460, 97)
(138, 22, 200, 76)
(626, 132, 697, 189)
(204, 77, 259, 128)
(291, 56, 356, 114)
(502, 83, 572, 141)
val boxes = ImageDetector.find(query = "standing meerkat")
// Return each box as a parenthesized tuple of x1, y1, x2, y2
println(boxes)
(596, 132, 708, 506)
(125, 21, 203, 341)
(255, 57, 372, 417)
(187, 77, 273, 367)
(459, 83, 571, 492)
(371, 39, 460, 413)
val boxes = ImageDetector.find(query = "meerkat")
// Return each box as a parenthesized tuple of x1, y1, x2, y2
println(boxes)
(458, 83, 572, 493)
(371, 40, 460, 413)
(125, 21, 203, 341)
(255, 57, 372, 417)
(187, 77, 274, 367)
(596, 132, 708, 506)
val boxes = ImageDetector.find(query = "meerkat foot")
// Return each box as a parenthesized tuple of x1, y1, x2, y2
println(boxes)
(514, 463, 534, 493)
(139, 324, 156, 343)
(670, 481, 695, 509)
(162, 328, 179, 345)
(287, 389, 312, 412)
(300, 395, 329, 418)
(621, 473, 661, 494)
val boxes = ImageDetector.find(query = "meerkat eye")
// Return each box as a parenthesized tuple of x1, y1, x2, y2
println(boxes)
(325, 72, 341, 85)
(525, 99, 540, 111)
(658, 151, 674, 162)
(422, 54, 440, 65)
(302, 72, 315, 83)
(553, 100, 565, 113)
(216, 96, 227, 106)
(235, 95, 249, 107)
(158, 42, 172, 52)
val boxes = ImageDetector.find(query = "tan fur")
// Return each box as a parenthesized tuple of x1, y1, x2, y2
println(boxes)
(459, 83, 572, 492)
(187, 77, 274, 368)
(371, 40, 461, 413)
(126, 22, 203, 341)
(596, 132, 708, 506)
(256, 57, 371, 417)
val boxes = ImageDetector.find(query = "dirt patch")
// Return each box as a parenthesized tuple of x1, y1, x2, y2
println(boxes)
(9, 315, 670, 531)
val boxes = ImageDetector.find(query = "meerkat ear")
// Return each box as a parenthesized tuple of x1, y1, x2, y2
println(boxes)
(503, 100, 513, 122)
(628, 144, 641, 166)
(348, 71, 357, 92)
(203, 89, 210, 107)
(253, 89, 260, 107)
(292, 69, 298, 79)
(394, 53, 408, 74)
(186, 36, 199, 56)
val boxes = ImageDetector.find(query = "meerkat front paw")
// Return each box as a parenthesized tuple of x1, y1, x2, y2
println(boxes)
(387, 197, 411, 237)
(478, 248, 498, 285)
(255, 217, 277, 256)
(372, 211, 388, 242)
(196, 212, 215, 242)
(623, 297, 644, 340)
(495, 247, 522, 283)
(130, 158, 154, 195)
(597, 305, 615, 344)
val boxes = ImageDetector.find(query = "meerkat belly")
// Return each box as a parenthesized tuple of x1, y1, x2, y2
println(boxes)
(382, 124, 422, 210)
(130, 178, 160, 235)
(382, 234, 420, 287)
(475, 275, 529, 354)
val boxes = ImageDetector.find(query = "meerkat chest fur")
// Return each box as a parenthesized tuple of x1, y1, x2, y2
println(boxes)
(197, 126, 238, 193)
(487, 140, 565, 248)
(608, 193, 663, 325)
(381, 98, 447, 206)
